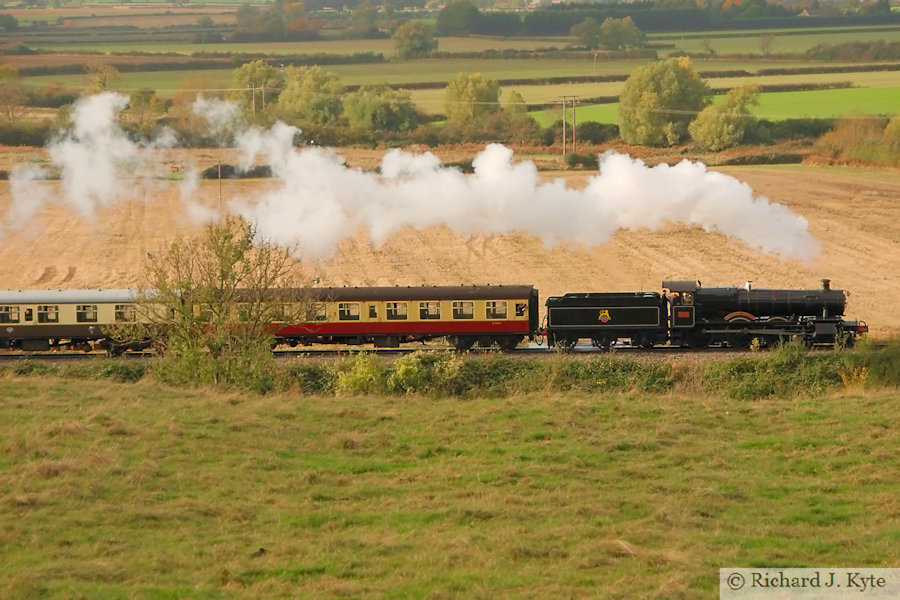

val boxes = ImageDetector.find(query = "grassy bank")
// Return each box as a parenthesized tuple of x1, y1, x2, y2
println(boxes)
(0, 358, 897, 598)
(4, 339, 898, 398)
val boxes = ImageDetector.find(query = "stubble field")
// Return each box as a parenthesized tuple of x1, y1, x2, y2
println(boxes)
(0, 146, 897, 337)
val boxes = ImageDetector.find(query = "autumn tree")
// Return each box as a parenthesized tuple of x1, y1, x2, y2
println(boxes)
(570, 18, 601, 49)
(598, 16, 644, 50)
(343, 84, 419, 133)
(443, 72, 500, 126)
(85, 62, 120, 94)
(140, 217, 306, 389)
(688, 83, 759, 151)
(229, 59, 285, 119)
(618, 57, 710, 146)
(436, 0, 481, 35)
(0, 64, 27, 125)
(503, 90, 528, 115)
(392, 20, 437, 59)
(122, 88, 166, 137)
(276, 65, 344, 126)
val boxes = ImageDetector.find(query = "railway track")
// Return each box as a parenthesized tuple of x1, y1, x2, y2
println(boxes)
(0, 343, 770, 362)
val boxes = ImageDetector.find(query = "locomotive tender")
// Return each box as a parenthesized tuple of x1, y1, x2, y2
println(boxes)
(0, 280, 866, 353)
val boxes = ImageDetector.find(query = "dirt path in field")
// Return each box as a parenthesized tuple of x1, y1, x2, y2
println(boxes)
(1, 148, 897, 337)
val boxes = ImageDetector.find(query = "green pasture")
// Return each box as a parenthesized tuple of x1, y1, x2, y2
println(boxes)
(661, 28, 900, 56)
(749, 86, 900, 120)
(402, 69, 898, 114)
(530, 86, 900, 126)
(652, 24, 900, 38)
(0, 368, 897, 598)
(29, 36, 567, 57)
(25, 24, 900, 57)
(20, 55, 879, 96)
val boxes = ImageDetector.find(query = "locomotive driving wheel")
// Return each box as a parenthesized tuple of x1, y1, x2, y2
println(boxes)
(725, 316, 753, 349)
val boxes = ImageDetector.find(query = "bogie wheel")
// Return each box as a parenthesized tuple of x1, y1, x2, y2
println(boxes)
(498, 336, 522, 352)
(557, 336, 578, 352)
(449, 335, 476, 352)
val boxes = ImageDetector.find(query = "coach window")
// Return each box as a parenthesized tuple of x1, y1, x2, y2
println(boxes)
(515, 303, 527, 317)
(314, 303, 327, 321)
(386, 302, 407, 320)
(338, 302, 360, 321)
(37, 305, 59, 324)
(452, 301, 474, 319)
(115, 304, 136, 323)
(0, 306, 19, 323)
(235, 303, 251, 321)
(419, 301, 441, 320)
(486, 301, 507, 319)
(369, 304, 378, 319)
(76, 304, 98, 323)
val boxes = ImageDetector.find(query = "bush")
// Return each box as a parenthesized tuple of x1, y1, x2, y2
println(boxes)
(565, 152, 598, 169)
(286, 362, 336, 394)
(335, 351, 387, 395)
(816, 116, 898, 166)
(576, 121, 619, 144)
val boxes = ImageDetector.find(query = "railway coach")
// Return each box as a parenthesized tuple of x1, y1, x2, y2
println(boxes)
(274, 285, 540, 351)
(0, 289, 142, 351)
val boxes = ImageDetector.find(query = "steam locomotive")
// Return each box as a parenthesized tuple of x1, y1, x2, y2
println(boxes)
(545, 279, 867, 349)
(0, 279, 867, 353)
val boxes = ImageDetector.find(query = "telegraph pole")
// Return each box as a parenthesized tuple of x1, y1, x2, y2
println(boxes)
(562, 96, 578, 155)
(561, 97, 566, 156)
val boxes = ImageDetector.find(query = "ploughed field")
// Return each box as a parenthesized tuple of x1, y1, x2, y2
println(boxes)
(0, 146, 897, 338)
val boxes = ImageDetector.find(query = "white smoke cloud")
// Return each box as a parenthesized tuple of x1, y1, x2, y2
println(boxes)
(230, 138, 820, 261)
(192, 95, 241, 142)
(4, 91, 175, 229)
(5, 92, 820, 262)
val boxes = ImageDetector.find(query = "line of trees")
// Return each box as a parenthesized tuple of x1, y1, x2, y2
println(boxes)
(1, 55, 898, 160)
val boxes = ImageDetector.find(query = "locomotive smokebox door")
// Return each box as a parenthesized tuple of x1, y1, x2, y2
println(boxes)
(672, 306, 695, 328)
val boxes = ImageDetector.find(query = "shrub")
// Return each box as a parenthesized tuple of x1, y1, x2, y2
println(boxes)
(565, 152, 598, 169)
(689, 84, 759, 151)
(576, 121, 619, 144)
(335, 351, 387, 395)
(286, 362, 336, 394)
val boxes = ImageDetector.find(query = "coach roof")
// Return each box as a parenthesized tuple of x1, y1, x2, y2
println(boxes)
(289, 285, 536, 302)
(0, 289, 140, 304)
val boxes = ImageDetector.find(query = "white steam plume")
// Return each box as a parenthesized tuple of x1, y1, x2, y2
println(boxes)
(228, 130, 819, 261)
(5, 91, 173, 229)
(4, 92, 819, 262)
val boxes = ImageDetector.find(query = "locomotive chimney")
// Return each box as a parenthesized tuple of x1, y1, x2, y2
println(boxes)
(821, 278, 831, 291)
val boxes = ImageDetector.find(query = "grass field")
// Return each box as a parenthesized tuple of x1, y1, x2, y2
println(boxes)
(530, 86, 900, 126)
(652, 28, 900, 55)
(20, 55, 888, 93)
(26, 36, 567, 57)
(0, 368, 897, 598)
(19, 25, 900, 56)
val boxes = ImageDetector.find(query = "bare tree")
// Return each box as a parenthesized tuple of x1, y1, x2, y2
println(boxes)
(759, 34, 775, 56)
(129, 217, 310, 387)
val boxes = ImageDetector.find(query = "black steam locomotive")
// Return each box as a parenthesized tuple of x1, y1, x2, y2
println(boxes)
(545, 279, 867, 349)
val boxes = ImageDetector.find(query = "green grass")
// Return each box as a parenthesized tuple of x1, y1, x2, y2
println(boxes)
(0, 365, 896, 598)
(530, 85, 900, 125)
(749, 86, 900, 119)
(28, 36, 566, 57)
(654, 27, 900, 55)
